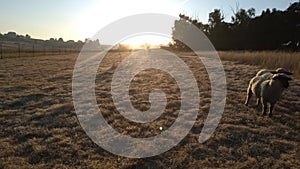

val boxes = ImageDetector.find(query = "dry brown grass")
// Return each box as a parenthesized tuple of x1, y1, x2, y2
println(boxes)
(219, 51, 300, 78)
(0, 51, 299, 168)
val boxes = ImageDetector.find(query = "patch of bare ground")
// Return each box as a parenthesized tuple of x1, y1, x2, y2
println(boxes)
(0, 51, 299, 168)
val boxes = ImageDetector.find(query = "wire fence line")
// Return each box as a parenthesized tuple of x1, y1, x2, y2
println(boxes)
(0, 41, 82, 59)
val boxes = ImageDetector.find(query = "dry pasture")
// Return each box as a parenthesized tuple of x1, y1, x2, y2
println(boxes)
(0, 50, 299, 168)
(218, 51, 300, 78)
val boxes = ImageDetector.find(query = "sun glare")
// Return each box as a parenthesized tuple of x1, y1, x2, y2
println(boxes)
(121, 35, 171, 49)
(78, 0, 183, 42)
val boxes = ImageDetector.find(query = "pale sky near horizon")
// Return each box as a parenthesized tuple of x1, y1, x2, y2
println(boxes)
(0, 0, 297, 45)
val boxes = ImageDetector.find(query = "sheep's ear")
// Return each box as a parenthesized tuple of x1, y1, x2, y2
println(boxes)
(286, 72, 293, 75)
(287, 77, 293, 81)
(272, 75, 279, 80)
(270, 71, 277, 74)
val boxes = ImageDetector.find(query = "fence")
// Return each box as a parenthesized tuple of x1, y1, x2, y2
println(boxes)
(0, 41, 82, 59)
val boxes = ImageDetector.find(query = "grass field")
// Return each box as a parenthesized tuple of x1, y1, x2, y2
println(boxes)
(0, 51, 299, 168)
(0, 51, 80, 59)
(218, 51, 300, 78)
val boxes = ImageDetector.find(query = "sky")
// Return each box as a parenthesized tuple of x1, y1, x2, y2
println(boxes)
(0, 0, 298, 45)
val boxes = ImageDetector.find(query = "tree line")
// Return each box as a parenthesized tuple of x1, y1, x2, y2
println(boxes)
(0, 32, 87, 50)
(0, 32, 105, 58)
(169, 2, 300, 51)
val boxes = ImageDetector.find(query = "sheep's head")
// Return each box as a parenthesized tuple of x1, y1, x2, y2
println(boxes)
(272, 74, 292, 88)
(275, 68, 293, 75)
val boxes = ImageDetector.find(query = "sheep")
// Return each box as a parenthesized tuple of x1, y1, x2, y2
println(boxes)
(260, 72, 276, 79)
(255, 68, 293, 98)
(245, 73, 292, 117)
(256, 67, 293, 77)
(245, 76, 267, 107)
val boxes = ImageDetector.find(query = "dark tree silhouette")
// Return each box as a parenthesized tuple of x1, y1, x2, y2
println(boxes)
(169, 2, 300, 51)
(208, 9, 224, 29)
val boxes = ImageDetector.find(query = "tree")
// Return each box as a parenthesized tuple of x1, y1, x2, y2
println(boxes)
(231, 8, 255, 26)
(208, 9, 224, 29)
(287, 2, 300, 13)
(169, 2, 300, 51)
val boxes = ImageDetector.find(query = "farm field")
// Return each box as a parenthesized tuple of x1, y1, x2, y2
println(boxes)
(218, 51, 300, 78)
(0, 50, 299, 168)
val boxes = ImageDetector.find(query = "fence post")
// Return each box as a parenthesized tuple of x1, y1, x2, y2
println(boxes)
(18, 42, 21, 57)
(0, 43, 2, 59)
(32, 43, 35, 57)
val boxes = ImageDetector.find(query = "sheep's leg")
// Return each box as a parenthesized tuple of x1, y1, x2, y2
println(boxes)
(269, 103, 275, 117)
(262, 100, 268, 116)
(256, 98, 261, 107)
(245, 86, 252, 106)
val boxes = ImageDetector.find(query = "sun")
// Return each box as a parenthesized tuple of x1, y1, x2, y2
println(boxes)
(78, 0, 182, 41)
(121, 35, 171, 49)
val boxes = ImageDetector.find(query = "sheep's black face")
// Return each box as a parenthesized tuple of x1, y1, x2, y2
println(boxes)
(280, 79, 289, 88)
(272, 74, 292, 88)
